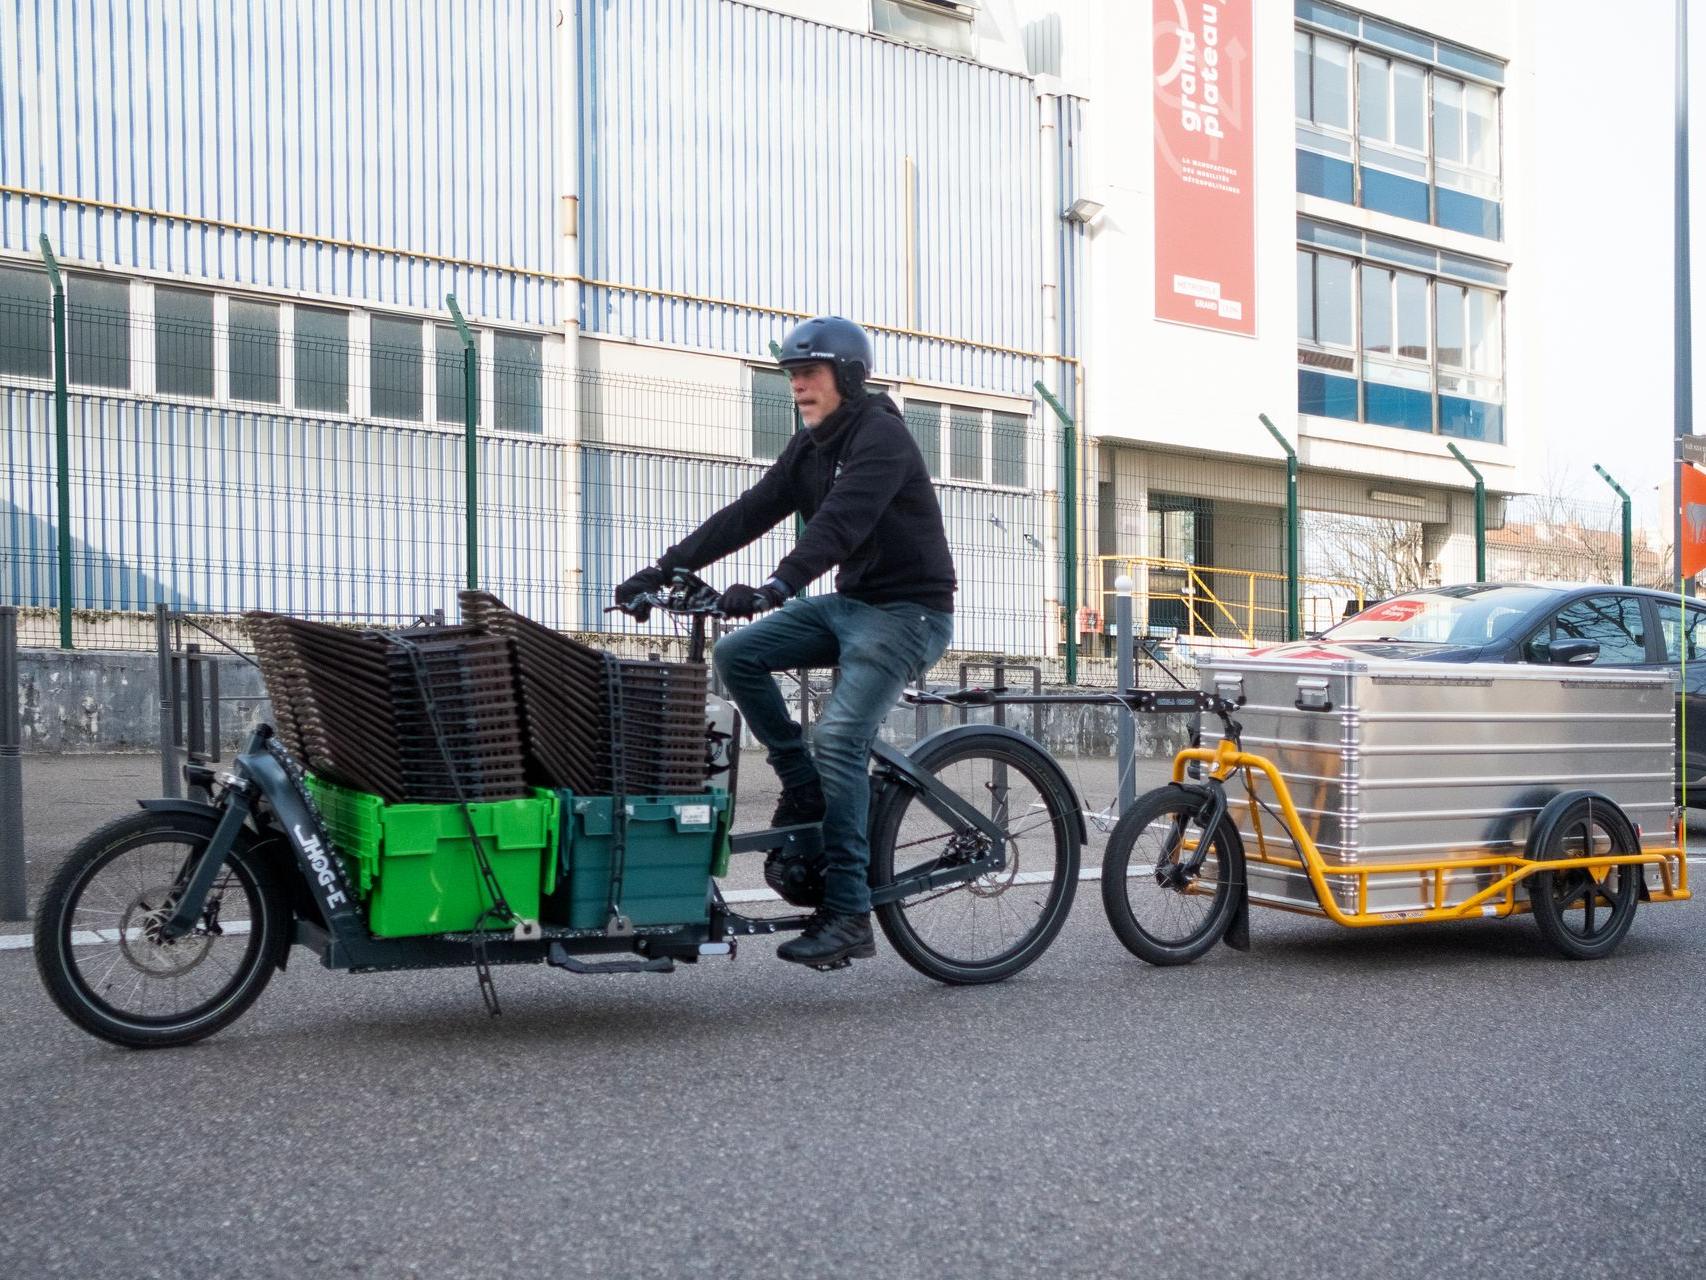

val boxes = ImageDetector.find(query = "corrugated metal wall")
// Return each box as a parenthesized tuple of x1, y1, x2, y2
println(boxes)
(0, 0, 559, 324)
(3, 388, 568, 623)
(576, 0, 1044, 395)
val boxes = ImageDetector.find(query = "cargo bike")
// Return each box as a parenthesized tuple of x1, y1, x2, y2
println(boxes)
(1098, 655, 1692, 964)
(34, 575, 1086, 1048)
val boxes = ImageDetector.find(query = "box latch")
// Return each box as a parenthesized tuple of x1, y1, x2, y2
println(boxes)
(1294, 677, 1333, 712)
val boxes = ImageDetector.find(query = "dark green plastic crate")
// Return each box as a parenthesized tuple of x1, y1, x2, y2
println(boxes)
(551, 791, 731, 930)
(306, 775, 559, 938)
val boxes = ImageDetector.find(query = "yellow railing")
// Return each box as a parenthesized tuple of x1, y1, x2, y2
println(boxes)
(1092, 555, 1366, 645)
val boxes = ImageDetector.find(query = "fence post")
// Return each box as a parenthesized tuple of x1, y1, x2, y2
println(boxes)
(767, 340, 811, 590)
(1034, 381, 1078, 684)
(0, 607, 26, 920)
(1115, 576, 1136, 815)
(154, 604, 181, 798)
(40, 235, 72, 650)
(447, 295, 479, 591)
(1260, 414, 1301, 641)
(1593, 464, 1635, 586)
(1445, 444, 1487, 581)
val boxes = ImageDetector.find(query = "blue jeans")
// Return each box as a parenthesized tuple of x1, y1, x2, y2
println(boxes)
(711, 594, 954, 914)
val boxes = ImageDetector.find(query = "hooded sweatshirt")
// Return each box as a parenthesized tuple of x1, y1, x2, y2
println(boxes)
(664, 390, 956, 612)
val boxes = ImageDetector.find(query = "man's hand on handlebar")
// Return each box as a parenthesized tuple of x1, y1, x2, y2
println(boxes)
(613, 564, 670, 620)
(718, 579, 788, 620)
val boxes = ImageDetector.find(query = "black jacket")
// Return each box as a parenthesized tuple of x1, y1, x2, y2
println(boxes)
(665, 391, 957, 612)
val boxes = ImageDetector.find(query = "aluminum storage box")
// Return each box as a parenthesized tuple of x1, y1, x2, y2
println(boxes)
(1199, 655, 1677, 917)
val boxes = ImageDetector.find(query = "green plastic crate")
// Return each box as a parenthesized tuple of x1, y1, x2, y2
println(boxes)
(551, 791, 731, 930)
(306, 776, 559, 938)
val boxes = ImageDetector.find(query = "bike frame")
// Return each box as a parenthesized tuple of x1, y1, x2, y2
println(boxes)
(1177, 735, 1693, 927)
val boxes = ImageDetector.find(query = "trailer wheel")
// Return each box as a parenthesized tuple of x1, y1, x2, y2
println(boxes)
(1525, 794, 1640, 961)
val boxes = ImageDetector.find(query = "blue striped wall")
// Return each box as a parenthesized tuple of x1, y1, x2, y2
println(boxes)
(576, 0, 1046, 394)
(0, 0, 559, 324)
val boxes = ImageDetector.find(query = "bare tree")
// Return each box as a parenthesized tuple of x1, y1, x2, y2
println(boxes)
(1303, 512, 1430, 600)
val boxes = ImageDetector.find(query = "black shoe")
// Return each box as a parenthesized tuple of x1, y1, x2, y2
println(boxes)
(777, 910, 875, 968)
(770, 780, 826, 829)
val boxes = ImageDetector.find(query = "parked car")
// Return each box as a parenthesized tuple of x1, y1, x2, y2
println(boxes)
(1255, 582, 1705, 805)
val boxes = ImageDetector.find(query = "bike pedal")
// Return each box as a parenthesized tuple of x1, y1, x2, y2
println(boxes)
(810, 957, 854, 972)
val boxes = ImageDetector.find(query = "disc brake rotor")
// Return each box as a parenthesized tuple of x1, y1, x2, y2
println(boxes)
(118, 884, 215, 976)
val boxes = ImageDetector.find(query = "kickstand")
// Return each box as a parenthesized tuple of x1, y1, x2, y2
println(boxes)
(473, 937, 502, 1016)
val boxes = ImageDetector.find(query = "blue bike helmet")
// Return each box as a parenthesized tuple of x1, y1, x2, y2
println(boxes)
(777, 315, 874, 398)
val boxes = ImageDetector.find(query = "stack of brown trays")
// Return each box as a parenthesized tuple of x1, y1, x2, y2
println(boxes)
(246, 612, 529, 803)
(459, 591, 710, 795)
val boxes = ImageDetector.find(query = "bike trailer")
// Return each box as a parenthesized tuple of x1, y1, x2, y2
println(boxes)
(1199, 655, 1682, 917)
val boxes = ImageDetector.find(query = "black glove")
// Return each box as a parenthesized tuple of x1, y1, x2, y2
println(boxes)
(614, 564, 669, 615)
(719, 579, 788, 619)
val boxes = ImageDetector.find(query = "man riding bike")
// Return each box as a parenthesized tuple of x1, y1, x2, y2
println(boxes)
(615, 316, 956, 968)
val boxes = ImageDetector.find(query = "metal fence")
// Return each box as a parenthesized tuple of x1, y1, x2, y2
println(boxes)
(0, 261, 1673, 676)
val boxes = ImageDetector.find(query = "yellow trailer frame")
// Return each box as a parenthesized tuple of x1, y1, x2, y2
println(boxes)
(1174, 736, 1692, 927)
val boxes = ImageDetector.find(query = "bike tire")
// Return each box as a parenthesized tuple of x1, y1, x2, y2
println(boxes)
(1526, 795, 1640, 961)
(868, 731, 1080, 985)
(1101, 785, 1244, 966)
(34, 809, 291, 1049)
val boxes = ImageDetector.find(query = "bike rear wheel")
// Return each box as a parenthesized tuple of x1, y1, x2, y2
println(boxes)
(869, 732, 1080, 985)
(34, 810, 290, 1049)
(1101, 785, 1244, 966)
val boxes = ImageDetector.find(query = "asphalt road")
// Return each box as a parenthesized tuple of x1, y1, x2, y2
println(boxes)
(3, 756, 1704, 1279)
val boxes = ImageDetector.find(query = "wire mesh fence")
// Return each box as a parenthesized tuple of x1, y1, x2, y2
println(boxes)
(0, 278, 1675, 676)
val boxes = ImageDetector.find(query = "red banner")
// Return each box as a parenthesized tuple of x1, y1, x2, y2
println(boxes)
(1682, 462, 1706, 579)
(1153, 0, 1255, 336)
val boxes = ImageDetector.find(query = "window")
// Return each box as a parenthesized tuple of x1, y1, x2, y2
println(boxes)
(434, 325, 472, 426)
(1295, 32, 1354, 202)
(751, 367, 795, 460)
(0, 264, 51, 377)
(1525, 596, 1650, 666)
(1298, 229, 1504, 442)
(370, 315, 423, 421)
(1296, 250, 1356, 420)
(228, 299, 280, 403)
(1434, 75, 1501, 235)
(991, 411, 1026, 488)
(493, 332, 543, 433)
(1659, 601, 1706, 662)
(153, 287, 214, 397)
(948, 407, 985, 482)
(1294, 9, 1504, 239)
(295, 306, 349, 413)
(870, 0, 973, 57)
(69, 274, 129, 389)
(1435, 281, 1502, 440)
(904, 398, 943, 476)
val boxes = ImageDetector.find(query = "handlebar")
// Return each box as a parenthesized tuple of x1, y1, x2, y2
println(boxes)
(902, 685, 1243, 726)
(607, 569, 731, 621)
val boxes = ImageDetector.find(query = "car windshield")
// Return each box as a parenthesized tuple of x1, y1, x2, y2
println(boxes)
(1325, 585, 1558, 646)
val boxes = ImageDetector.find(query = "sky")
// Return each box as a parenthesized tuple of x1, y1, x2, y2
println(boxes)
(1530, 0, 1701, 533)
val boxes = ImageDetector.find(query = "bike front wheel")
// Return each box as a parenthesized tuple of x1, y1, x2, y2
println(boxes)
(869, 731, 1081, 985)
(34, 809, 291, 1049)
(1101, 785, 1245, 966)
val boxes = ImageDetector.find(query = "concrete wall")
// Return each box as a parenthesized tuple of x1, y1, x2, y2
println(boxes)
(16, 649, 266, 755)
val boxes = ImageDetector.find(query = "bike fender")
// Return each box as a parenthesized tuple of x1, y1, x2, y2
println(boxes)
(137, 797, 224, 822)
(1159, 783, 1251, 951)
(898, 722, 1089, 846)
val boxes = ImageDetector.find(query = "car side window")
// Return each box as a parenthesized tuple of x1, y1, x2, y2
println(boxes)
(1656, 600, 1706, 662)
(1524, 595, 1649, 665)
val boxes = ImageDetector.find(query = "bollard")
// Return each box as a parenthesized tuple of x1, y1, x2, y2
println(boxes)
(185, 645, 208, 801)
(154, 604, 181, 798)
(0, 607, 26, 919)
(1115, 576, 1136, 814)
